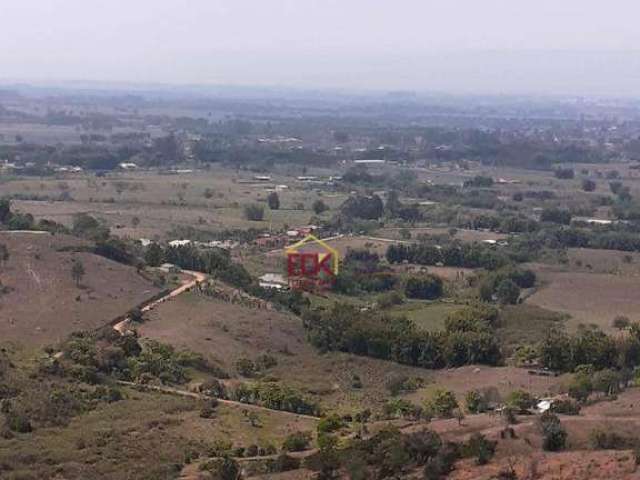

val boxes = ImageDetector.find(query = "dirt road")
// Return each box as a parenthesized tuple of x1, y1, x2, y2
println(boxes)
(117, 380, 320, 420)
(113, 269, 206, 334)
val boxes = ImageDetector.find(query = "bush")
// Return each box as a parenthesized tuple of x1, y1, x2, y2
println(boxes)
(538, 412, 567, 451)
(383, 398, 423, 420)
(405, 275, 443, 300)
(317, 413, 344, 434)
(613, 315, 631, 331)
(268, 452, 301, 473)
(505, 390, 535, 413)
(582, 179, 597, 192)
(385, 375, 425, 396)
(427, 390, 458, 418)
(377, 291, 404, 309)
(567, 373, 593, 403)
(312, 199, 329, 215)
(550, 399, 581, 415)
(199, 456, 240, 479)
(423, 442, 459, 480)
(464, 390, 487, 414)
(5, 413, 32, 433)
(540, 208, 572, 225)
(592, 369, 621, 396)
(244, 204, 265, 221)
(463, 433, 496, 465)
(200, 399, 219, 419)
(496, 279, 520, 305)
(589, 429, 633, 450)
(554, 168, 574, 180)
(267, 192, 280, 210)
(235, 358, 257, 377)
(282, 431, 312, 452)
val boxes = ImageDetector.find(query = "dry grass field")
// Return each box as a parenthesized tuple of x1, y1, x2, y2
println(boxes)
(138, 292, 435, 413)
(137, 292, 575, 416)
(566, 247, 640, 276)
(0, 386, 316, 480)
(526, 262, 640, 331)
(4, 169, 348, 240)
(0, 231, 161, 348)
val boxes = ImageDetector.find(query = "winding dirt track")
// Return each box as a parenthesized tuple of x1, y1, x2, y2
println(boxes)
(113, 269, 320, 420)
(117, 380, 319, 420)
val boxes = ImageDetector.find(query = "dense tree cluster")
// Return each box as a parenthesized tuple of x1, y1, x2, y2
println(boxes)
(230, 381, 319, 416)
(0, 198, 69, 234)
(333, 249, 398, 295)
(540, 208, 572, 225)
(538, 326, 632, 373)
(302, 303, 502, 369)
(340, 195, 385, 220)
(163, 244, 253, 289)
(479, 267, 536, 304)
(463, 176, 494, 188)
(405, 275, 444, 300)
(386, 241, 507, 270)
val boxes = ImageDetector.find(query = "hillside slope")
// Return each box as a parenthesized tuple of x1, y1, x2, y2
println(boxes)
(0, 231, 161, 348)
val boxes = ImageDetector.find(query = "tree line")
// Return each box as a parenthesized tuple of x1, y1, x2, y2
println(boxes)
(302, 303, 502, 369)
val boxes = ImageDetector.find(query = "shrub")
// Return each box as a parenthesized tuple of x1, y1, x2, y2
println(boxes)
(199, 456, 240, 480)
(538, 412, 567, 451)
(255, 354, 278, 370)
(613, 315, 631, 331)
(5, 413, 32, 433)
(200, 399, 219, 419)
(282, 431, 312, 452)
(383, 398, 423, 420)
(567, 372, 593, 403)
(312, 199, 329, 215)
(463, 433, 496, 465)
(505, 390, 535, 413)
(317, 414, 344, 434)
(423, 442, 459, 479)
(267, 192, 280, 210)
(427, 390, 458, 418)
(589, 429, 633, 450)
(405, 275, 443, 300)
(582, 179, 597, 192)
(465, 390, 487, 414)
(268, 452, 301, 473)
(496, 279, 520, 305)
(592, 369, 621, 396)
(244, 204, 265, 221)
(377, 291, 404, 309)
(550, 399, 581, 415)
(385, 376, 425, 396)
(235, 358, 257, 377)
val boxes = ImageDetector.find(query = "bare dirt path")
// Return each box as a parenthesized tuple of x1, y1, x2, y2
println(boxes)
(116, 380, 320, 420)
(112, 268, 321, 421)
(113, 269, 206, 334)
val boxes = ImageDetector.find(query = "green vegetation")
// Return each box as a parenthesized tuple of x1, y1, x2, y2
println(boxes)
(303, 303, 502, 369)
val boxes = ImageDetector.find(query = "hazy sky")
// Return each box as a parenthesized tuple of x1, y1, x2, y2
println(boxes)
(2, 0, 640, 95)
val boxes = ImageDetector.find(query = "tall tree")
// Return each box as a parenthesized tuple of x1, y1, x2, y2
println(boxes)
(267, 192, 280, 210)
(71, 259, 85, 286)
